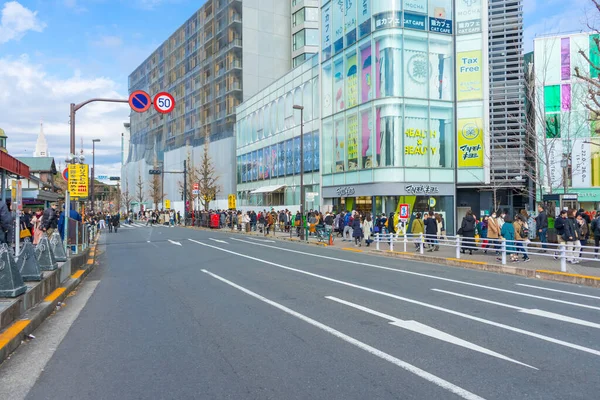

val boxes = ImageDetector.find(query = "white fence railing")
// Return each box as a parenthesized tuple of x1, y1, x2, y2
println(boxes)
(373, 232, 600, 272)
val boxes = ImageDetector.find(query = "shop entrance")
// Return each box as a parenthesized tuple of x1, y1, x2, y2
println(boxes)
(354, 196, 372, 215)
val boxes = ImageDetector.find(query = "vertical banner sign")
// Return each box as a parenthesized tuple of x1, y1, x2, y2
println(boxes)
(549, 140, 563, 189)
(322, 3, 332, 61)
(165, 199, 171, 209)
(347, 114, 359, 170)
(456, 50, 483, 101)
(15, 181, 22, 211)
(561, 84, 571, 111)
(68, 164, 89, 199)
(457, 118, 484, 168)
(456, 0, 482, 35)
(358, 0, 371, 38)
(228, 194, 236, 210)
(344, 0, 357, 46)
(333, 0, 344, 54)
(561, 37, 571, 81)
(346, 52, 358, 108)
(572, 140, 592, 188)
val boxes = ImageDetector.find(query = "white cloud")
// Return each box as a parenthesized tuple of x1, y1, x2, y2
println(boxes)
(0, 54, 129, 172)
(63, 0, 87, 13)
(0, 1, 46, 44)
(91, 35, 123, 48)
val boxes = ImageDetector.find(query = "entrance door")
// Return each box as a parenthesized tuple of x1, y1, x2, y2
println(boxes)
(355, 196, 372, 216)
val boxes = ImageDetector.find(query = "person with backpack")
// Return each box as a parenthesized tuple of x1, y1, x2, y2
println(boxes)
(592, 211, 600, 258)
(343, 211, 353, 241)
(567, 209, 582, 264)
(459, 210, 476, 255)
(410, 212, 425, 252)
(513, 214, 530, 262)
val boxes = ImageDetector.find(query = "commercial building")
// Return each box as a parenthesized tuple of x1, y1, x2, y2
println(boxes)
(123, 0, 292, 212)
(531, 32, 600, 210)
(235, 55, 320, 211)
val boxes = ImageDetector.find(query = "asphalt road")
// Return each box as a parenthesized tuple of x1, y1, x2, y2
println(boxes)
(3, 223, 600, 400)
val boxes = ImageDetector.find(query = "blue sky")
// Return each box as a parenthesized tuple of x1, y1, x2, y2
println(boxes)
(0, 0, 594, 178)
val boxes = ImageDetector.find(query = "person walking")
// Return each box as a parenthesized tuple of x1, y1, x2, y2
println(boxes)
(42, 203, 58, 237)
(487, 211, 500, 255)
(31, 209, 44, 245)
(352, 216, 363, 246)
(343, 212, 354, 242)
(58, 204, 81, 240)
(513, 215, 530, 262)
(479, 215, 489, 253)
(577, 213, 589, 259)
(410, 212, 425, 252)
(460, 210, 476, 255)
(362, 214, 374, 247)
(499, 213, 519, 262)
(0, 201, 13, 245)
(535, 205, 548, 252)
(567, 209, 582, 264)
(112, 213, 120, 233)
(425, 211, 438, 251)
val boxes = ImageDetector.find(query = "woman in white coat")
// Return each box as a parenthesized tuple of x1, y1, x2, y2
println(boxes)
(362, 214, 374, 247)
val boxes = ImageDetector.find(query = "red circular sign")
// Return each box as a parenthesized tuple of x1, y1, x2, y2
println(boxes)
(129, 90, 152, 113)
(153, 92, 176, 114)
(62, 168, 68, 181)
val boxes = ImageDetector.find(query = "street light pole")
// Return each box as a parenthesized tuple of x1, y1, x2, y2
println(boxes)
(293, 105, 304, 241)
(91, 139, 100, 212)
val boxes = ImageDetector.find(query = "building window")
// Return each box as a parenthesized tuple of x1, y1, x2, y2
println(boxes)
(293, 28, 319, 51)
(293, 54, 307, 67)
(293, 30, 306, 51)
(293, 9, 304, 27)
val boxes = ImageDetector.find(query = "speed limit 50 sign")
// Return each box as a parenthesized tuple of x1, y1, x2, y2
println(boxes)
(153, 92, 176, 114)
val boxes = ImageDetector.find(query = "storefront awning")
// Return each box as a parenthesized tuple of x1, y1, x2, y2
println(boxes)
(250, 184, 286, 194)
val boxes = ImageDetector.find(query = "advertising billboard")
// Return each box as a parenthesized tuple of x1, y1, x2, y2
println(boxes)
(457, 117, 484, 168)
(456, 50, 483, 101)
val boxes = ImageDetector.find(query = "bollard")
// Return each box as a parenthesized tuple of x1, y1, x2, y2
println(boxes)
(403, 234, 408, 253)
(36, 235, 58, 271)
(456, 235, 461, 259)
(17, 240, 42, 281)
(49, 232, 67, 262)
(560, 243, 567, 272)
(0, 243, 27, 297)
(390, 234, 394, 252)
(419, 233, 424, 255)
(501, 238, 507, 265)
(376, 233, 380, 250)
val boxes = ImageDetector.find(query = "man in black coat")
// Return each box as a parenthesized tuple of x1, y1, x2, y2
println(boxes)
(424, 211, 438, 251)
(535, 204, 548, 252)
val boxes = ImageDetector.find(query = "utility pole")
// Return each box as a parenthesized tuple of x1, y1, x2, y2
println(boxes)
(293, 105, 305, 241)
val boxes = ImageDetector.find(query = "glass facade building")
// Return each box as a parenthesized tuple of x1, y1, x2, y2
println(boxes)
(320, 0, 458, 232)
(236, 56, 320, 209)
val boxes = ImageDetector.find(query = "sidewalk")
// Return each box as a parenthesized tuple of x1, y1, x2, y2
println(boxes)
(203, 225, 600, 286)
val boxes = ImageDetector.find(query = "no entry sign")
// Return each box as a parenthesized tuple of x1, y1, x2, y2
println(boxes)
(153, 92, 176, 114)
(129, 90, 151, 113)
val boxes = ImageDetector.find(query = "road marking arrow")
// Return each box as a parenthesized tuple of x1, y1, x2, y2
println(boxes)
(168, 240, 182, 246)
(326, 296, 536, 369)
(209, 238, 228, 244)
(432, 289, 600, 330)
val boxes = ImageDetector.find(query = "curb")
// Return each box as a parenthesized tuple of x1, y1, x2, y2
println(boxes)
(0, 237, 100, 364)
(185, 226, 599, 288)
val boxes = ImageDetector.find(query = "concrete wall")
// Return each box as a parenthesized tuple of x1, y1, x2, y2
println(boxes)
(242, 0, 291, 100)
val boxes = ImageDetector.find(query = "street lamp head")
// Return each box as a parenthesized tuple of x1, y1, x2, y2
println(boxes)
(293, 105, 304, 110)
(78, 154, 86, 163)
(93, 139, 101, 143)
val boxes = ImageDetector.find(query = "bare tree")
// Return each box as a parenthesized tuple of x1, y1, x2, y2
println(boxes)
(197, 132, 220, 211)
(148, 172, 164, 210)
(121, 177, 133, 213)
(574, 0, 600, 116)
(178, 152, 200, 210)
(136, 171, 145, 208)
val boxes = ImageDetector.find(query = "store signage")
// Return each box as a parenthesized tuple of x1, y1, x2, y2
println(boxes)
(403, 13, 427, 30)
(404, 184, 440, 195)
(399, 204, 410, 220)
(458, 118, 484, 168)
(429, 17, 452, 34)
(68, 164, 89, 199)
(374, 11, 402, 30)
(404, 0, 427, 14)
(322, 2, 332, 60)
(456, 0, 482, 34)
(457, 50, 483, 101)
(336, 186, 356, 196)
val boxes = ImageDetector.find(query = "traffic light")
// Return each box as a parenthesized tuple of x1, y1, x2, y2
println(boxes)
(109, 176, 120, 181)
(149, 169, 162, 175)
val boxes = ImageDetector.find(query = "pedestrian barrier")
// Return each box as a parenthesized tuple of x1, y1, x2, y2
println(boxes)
(374, 232, 600, 272)
(17, 240, 42, 282)
(0, 244, 27, 298)
(36, 235, 57, 271)
(50, 232, 67, 262)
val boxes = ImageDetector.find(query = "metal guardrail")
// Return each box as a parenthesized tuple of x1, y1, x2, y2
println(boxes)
(373, 232, 600, 272)
(66, 218, 95, 255)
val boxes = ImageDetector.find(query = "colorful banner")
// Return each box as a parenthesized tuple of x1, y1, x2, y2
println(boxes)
(293, 137, 301, 174)
(344, 0, 357, 46)
(346, 53, 358, 108)
(561, 37, 571, 81)
(304, 132, 313, 172)
(347, 114, 359, 170)
(403, 0, 427, 14)
(404, 119, 431, 168)
(457, 117, 484, 168)
(242, 154, 247, 182)
(456, 50, 482, 101)
(277, 142, 285, 177)
(334, 58, 345, 112)
(360, 44, 372, 103)
(322, 3, 332, 60)
(335, 118, 345, 172)
(358, 0, 371, 38)
(361, 108, 373, 168)
(285, 140, 293, 176)
(313, 132, 320, 172)
(544, 85, 561, 113)
(561, 84, 571, 111)
(545, 114, 561, 138)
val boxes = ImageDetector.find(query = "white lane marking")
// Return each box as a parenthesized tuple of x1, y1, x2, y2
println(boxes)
(516, 284, 600, 300)
(326, 296, 535, 369)
(190, 239, 600, 358)
(201, 269, 486, 400)
(146, 240, 158, 248)
(242, 237, 276, 243)
(432, 289, 600, 330)
(168, 240, 182, 246)
(229, 238, 600, 312)
(209, 238, 228, 244)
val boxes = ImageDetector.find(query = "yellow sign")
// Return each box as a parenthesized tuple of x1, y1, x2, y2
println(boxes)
(458, 118, 484, 167)
(228, 194, 236, 209)
(68, 164, 89, 198)
(456, 50, 483, 101)
(165, 199, 171, 209)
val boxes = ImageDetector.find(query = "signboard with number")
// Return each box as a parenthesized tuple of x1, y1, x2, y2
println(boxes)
(153, 92, 176, 114)
(165, 199, 171, 209)
(68, 164, 89, 199)
(228, 194, 236, 210)
(399, 204, 410, 220)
